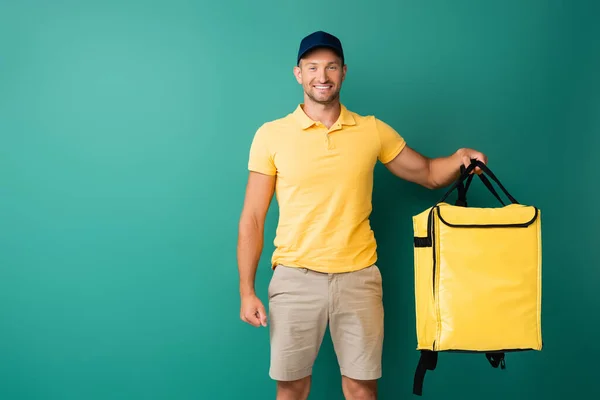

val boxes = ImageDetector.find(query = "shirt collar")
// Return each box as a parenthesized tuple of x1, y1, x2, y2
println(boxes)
(293, 103, 356, 130)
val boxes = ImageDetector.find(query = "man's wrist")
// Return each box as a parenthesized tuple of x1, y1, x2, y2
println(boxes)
(240, 285, 256, 298)
(455, 148, 466, 163)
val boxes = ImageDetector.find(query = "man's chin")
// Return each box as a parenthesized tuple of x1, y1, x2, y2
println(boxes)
(307, 92, 339, 105)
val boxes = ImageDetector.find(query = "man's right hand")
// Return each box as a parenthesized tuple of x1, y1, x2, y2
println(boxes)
(240, 293, 268, 327)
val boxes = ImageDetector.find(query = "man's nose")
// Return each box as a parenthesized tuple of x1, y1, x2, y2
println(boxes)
(318, 69, 328, 82)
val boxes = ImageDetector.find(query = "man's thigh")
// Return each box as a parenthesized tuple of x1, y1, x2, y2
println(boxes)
(329, 264, 384, 381)
(268, 265, 329, 381)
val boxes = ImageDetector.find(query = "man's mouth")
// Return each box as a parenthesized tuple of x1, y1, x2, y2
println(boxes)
(314, 85, 332, 90)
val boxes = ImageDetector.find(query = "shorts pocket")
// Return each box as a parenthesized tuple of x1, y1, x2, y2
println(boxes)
(268, 265, 282, 299)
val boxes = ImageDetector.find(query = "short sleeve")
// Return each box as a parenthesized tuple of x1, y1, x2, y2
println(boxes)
(376, 118, 406, 163)
(248, 125, 276, 175)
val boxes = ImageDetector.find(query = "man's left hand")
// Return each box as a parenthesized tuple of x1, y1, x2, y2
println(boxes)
(457, 148, 488, 174)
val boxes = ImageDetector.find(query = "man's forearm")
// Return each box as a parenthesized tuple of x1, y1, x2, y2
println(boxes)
(427, 150, 463, 189)
(428, 148, 487, 189)
(237, 217, 264, 297)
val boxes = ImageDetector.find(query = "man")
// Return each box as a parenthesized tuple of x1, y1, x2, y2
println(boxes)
(237, 31, 487, 400)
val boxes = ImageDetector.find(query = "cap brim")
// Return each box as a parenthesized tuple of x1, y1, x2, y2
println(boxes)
(298, 44, 343, 63)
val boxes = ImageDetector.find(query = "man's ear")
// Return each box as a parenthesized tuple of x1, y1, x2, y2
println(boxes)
(293, 65, 302, 84)
(342, 64, 347, 81)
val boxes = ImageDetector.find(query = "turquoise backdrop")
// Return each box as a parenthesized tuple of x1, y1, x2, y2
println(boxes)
(1, 0, 599, 399)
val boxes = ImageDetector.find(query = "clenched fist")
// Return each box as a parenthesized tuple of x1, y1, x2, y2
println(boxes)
(240, 294, 268, 327)
(457, 148, 488, 175)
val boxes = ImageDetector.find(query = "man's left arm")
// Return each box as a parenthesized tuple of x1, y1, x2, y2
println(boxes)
(384, 146, 488, 190)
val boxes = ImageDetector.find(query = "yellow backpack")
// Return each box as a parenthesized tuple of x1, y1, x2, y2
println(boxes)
(412, 160, 542, 396)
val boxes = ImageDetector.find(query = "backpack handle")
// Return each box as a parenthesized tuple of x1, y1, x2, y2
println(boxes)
(436, 159, 519, 206)
(457, 164, 506, 206)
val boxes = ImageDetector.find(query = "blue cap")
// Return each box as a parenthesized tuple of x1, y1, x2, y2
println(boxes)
(297, 31, 344, 65)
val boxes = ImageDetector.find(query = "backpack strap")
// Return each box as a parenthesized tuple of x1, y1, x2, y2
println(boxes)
(454, 168, 473, 206)
(413, 351, 507, 395)
(413, 350, 438, 396)
(438, 159, 519, 207)
(456, 164, 506, 206)
(486, 352, 506, 369)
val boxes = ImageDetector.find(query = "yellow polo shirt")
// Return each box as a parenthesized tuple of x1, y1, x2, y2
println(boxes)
(248, 104, 406, 274)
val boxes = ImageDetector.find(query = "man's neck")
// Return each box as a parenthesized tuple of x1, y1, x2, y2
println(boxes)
(302, 100, 341, 129)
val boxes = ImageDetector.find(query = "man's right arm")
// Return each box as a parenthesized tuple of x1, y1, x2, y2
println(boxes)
(237, 171, 276, 327)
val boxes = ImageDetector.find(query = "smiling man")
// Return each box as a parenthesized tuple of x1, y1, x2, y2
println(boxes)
(237, 31, 487, 400)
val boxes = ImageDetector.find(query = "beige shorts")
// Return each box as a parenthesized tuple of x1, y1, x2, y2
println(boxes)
(267, 264, 384, 381)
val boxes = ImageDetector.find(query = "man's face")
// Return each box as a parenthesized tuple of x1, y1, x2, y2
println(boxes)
(294, 48, 346, 105)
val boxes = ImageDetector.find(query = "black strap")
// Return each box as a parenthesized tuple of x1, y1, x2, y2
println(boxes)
(413, 351, 506, 396)
(439, 159, 518, 207)
(413, 350, 438, 396)
(486, 352, 506, 369)
(478, 174, 505, 205)
(470, 160, 518, 204)
(454, 168, 473, 206)
(456, 164, 506, 206)
(414, 350, 506, 395)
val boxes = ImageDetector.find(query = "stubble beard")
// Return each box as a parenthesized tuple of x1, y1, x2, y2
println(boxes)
(306, 87, 341, 105)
